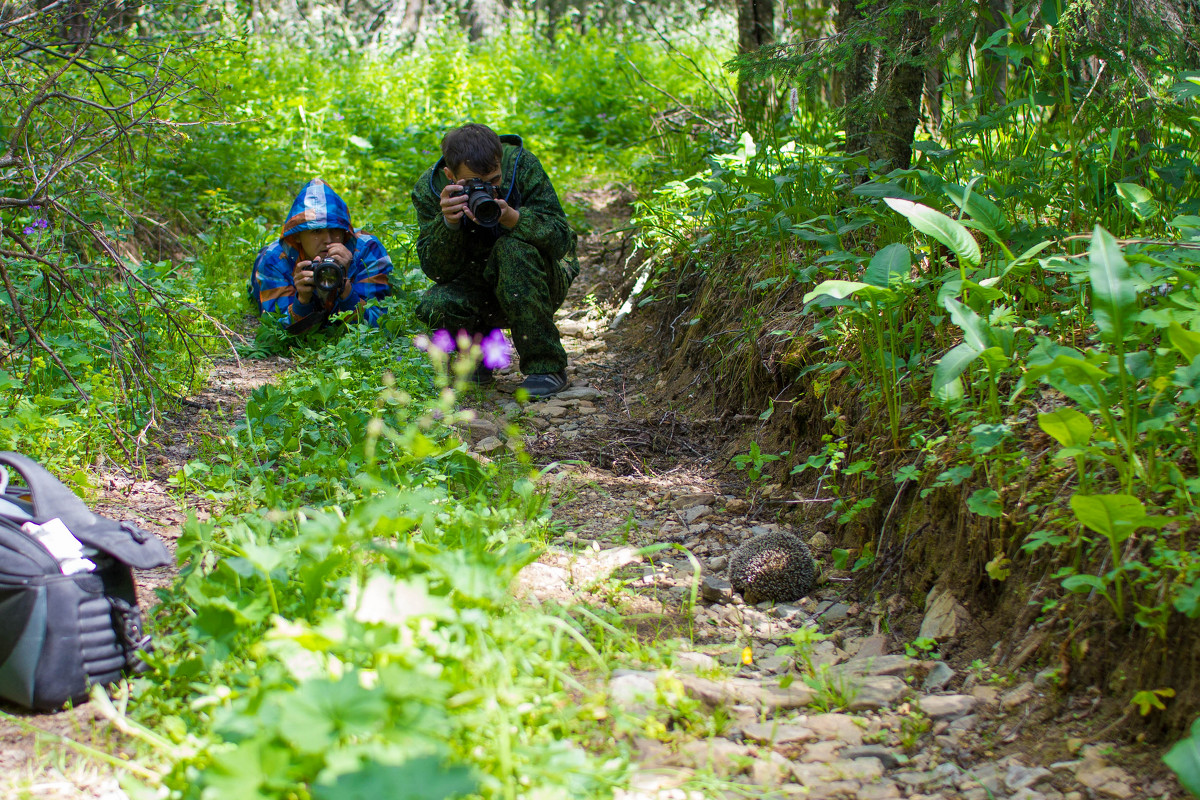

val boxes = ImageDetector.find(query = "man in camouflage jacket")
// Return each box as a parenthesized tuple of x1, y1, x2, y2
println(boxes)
(412, 124, 579, 397)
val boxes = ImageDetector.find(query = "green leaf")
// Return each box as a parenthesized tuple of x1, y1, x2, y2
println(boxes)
(1169, 322, 1200, 363)
(944, 181, 1010, 239)
(313, 757, 476, 800)
(1163, 718, 1200, 796)
(1062, 574, 1109, 595)
(802, 280, 894, 304)
(864, 243, 912, 288)
(932, 341, 982, 393)
(1038, 408, 1093, 448)
(348, 134, 374, 150)
(967, 488, 1002, 517)
(884, 198, 981, 268)
(1088, 226, 1137, 345)
(1068, 494, 1165, 545)
(1115, 182, 1158, 221)
(943, 297, 991, 351)
(278, 674, 388, 754)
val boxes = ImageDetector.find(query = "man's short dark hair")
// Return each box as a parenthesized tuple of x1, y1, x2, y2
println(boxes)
(441, 124, 503, 175)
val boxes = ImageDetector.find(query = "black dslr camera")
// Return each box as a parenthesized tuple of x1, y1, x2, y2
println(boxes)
(457, 178, 502, 228)
(310, 257, 345, 303)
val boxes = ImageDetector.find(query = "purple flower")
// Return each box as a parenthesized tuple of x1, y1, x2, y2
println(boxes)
(34, 218, 48, 229)
(480, 329, 512, 369)
(332, 112, 344, 121)
(23, 226, 34, 235)
(431, 329, 456, 353)
(30, 205, 40, 210)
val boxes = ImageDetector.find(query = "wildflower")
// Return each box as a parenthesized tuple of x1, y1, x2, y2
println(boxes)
(34, 218, 48, 229)
(431, 329, 456, 353)
(480, 329, 512, 369)
(413, 333, 432, 351)
(332, 112, 344, 121)
(23, 226, 34, 235)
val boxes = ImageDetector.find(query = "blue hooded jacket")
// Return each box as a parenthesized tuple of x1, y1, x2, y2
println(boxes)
(250, 179, 392, 329)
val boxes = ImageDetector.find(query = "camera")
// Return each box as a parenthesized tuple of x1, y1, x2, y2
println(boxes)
(458, 178, 502, 228)
(310, 256, 345, 303)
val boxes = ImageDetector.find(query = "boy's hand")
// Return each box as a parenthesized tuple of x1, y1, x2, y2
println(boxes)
(324, 242, 352, 267)
(294, 260, 315, 304)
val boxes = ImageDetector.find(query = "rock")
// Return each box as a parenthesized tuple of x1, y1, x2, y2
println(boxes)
(922, 661, 956, 692)
(833, 654, 916, 679)
(556, 386, 602, 401)
(918, 585, 971, 642)
(1000, 681, 1036, 709)
(708, 555, 729, 573)
(608, 671, 658, 715)
(672, 493, 717, 509)
(1005, 764, 1052, 792)
(853, 635, 890, 659)
(725, 498, 749, 513)
(809, 530, 831, 550)
(947, 714, 980, 733)
(679, 675, 815, 711)
(750, 750, 792, 786)
(969, 684, 1000, 707)
(674, 739, 749, 777)
(842, 745, 903, 769)
(817, 601, 853, 623)
(917, 694, 978, 720)
(475, 436, 504, 453)
(700, 575, 733, 604)
(674, 651, 718, 672)
(741, 723, 817, 750)
(539, 405, 568, 418)
(846, 675, 909, 711)
(798, 740, 842, 763)
(803, 713, 865, 746)
(683, 505, 713, 524)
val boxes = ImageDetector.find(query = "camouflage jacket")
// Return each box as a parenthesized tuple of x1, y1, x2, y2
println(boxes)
(411, 134, 579, 284)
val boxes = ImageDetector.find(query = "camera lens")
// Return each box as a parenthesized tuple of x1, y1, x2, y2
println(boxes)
(470, 193, 501, 227)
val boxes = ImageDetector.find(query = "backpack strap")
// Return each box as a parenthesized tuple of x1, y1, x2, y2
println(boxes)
(0, 453, 170, 570)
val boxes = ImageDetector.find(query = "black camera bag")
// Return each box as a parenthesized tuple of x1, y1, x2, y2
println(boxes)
(0, 452, 170, 710)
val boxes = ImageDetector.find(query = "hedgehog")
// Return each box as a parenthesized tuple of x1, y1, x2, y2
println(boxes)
(728, 530, 818, 605)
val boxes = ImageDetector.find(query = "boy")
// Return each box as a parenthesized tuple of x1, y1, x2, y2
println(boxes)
(251, 178, 392, 333)
(411, 124, 579, 397)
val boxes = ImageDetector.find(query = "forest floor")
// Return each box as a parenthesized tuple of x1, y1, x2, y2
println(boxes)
(0, 185, 1183, 799)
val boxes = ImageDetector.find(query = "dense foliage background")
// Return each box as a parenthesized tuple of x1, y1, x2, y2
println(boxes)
(4, 0, 1200, 795)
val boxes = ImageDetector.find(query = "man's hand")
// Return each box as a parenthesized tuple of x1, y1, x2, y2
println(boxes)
(439, 181, 469, 227)
(494, 198, 520, 230)
(341, 277, 353, 300)
(324, 242, 352, 267)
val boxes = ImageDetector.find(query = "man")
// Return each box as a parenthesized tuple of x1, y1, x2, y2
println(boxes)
(251, 178, 392, 333)
(412, 124, 579, 397)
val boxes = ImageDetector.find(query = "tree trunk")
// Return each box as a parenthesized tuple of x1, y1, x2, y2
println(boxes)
(736, 0, 775, 123)
(836, 0, 875, 156)
(400, 0, 424, 39)
(869, 4, 935, 170)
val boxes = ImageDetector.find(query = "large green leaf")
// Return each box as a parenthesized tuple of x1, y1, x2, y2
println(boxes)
(864, 243, 912, 288)
(1163, 718, 1200, 796)
(943, 296, 991, 351)
(802, 280, 895, 305)
(944, 181, 1010, 239)
(313, 758, 477, 800)
(1169, 322, 1200, 363)
(1038, 408, 1093, 448)
(1088, 225, 1137, 345)
(884, 198, 981, 267)
(1114, 182, 1158, 221)
(1069, 493, 1168, 543)
(933, 341, 982, 392)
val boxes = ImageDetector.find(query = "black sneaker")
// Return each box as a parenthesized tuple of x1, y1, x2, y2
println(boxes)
(518, 371, 568, 398)
(465, 364, 494, 387)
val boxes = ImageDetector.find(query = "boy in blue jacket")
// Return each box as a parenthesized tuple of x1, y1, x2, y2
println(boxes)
(251, 179, 393, 333)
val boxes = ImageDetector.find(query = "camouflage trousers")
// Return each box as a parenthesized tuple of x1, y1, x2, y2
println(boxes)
(416, 237, 577, 375)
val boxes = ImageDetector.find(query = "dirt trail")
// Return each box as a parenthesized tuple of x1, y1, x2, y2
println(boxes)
(0, 187, 1181, 799)
(457, 187, 1182, 800)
